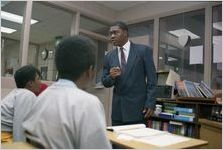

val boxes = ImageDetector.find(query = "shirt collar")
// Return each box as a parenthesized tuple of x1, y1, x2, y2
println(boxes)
(119, 40, 130, 51)
(55, 79, 77, 88)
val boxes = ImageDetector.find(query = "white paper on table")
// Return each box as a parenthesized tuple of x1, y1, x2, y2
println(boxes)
(189, 45, 203, 65)
(118, 127, 165, 138)
(107, 124, 146, 133)
(135, 133, 190, 147)
(117, 134, 135, 140)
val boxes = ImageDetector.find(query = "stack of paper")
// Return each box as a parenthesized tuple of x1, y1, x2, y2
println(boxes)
(107, 124, 191, 147)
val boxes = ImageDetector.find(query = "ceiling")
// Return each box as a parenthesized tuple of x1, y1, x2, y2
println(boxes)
(1, 1, 150, 45)
(96, 1, 148, 11)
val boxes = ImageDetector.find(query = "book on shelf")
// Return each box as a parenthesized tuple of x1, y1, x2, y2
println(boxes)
(175, 80, 214, 99)
(147, 119, 196, 138)
(174, 114, 195, 122)
(174, 107, 194, 113)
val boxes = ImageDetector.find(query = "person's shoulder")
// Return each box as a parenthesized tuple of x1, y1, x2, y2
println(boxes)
(16, 88, 36, 97)
(132, 42, 152, 50)
(131, 42, 152, 54)
(75, 88, 101, 105)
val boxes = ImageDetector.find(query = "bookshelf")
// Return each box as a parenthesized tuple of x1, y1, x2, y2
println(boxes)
(148, 98, 222, 139)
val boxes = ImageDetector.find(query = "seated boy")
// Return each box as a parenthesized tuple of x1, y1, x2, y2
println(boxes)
(23, 36, 112, 149)
(1, 65, 41, 143)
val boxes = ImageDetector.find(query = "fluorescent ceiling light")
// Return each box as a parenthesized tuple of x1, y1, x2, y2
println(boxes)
(1, 26, 16, 34)
(1, 11, 38, 24)
(213, 22, 222, 31)
(169, 29, 200, 40)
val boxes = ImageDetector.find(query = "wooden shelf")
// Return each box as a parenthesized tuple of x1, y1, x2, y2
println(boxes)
(154, 98, 222, 139)
(151, 115, 196, 124)
(156, 98, 219, 105)
(199, 119, 222, 129)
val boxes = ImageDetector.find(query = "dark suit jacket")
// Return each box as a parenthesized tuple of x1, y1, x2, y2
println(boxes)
(102, 42, 157, 122)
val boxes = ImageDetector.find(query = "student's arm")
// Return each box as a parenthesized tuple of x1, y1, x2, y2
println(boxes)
(13, 91, 37, 141)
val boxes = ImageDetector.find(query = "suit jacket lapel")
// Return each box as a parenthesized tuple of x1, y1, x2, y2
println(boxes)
(114, 48, 121, 68)
(121, 42, 137, 83)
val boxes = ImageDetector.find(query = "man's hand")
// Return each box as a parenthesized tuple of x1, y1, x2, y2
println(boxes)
(142, 108, 154, 119)
(109, 67, 121, 79)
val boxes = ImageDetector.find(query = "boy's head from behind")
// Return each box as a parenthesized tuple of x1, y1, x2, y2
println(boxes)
(55, 36, 96, 88)
(14, 64, 41, 93)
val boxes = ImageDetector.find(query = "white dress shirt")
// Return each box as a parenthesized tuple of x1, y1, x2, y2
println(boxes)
(1, 89, 36, 142)
(23, 79, 111, 149)
(118, 40, 130, 65)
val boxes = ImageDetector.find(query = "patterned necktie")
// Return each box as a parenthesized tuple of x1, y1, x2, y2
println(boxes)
(120, 47, 126, 73)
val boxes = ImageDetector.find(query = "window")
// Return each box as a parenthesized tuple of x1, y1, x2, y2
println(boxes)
(128, 20, 154, 48)
(30, 2, 73, 80)
(211, 5, 222, 89)
(158, 9, 205, 82)
(80, 15, 109, 85)
(80, 15, 109, 36)
(1, 1, 26, 76)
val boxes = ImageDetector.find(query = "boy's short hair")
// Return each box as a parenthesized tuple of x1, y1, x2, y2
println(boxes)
(55, 36, 96, 81)
(14, 65, 40, 88)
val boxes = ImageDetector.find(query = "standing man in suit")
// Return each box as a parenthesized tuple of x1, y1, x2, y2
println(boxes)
(102, 21, 157, 126)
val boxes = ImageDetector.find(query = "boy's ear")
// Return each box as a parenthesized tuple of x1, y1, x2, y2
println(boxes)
(26, 80, 33, 88)
(86, 66, 95, 78)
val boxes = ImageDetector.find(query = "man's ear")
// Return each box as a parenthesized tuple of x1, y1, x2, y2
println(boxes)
(124, 30, 128, 38)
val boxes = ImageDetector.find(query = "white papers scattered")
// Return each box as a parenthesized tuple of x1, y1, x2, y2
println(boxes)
(135, 133, 190, 147)
(189, 46, 203, 65)
(118, 127, 165, 138)
(117, 134, 134, 140)
(108, 124, 191, 147)
(166, 69, 180, 86)
(107, 124, 146, 133)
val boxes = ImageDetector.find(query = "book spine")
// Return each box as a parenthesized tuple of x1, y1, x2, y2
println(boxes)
(174, 107, 194, 113)
(174, 115, 194, 122)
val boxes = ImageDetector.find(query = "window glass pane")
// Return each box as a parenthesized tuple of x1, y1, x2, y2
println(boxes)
(158, 9, 205, 82)
(80, 33, 108, 85)
(80, 15, 109, 36)
(1, 1, 25, 76)
(211, 5, 222, 89)
(128, 20, 154, 48)
(30, 2, 73, 81)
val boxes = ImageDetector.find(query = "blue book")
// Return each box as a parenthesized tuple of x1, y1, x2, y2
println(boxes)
(174, 115, 194, 122)
(174, 107, 194, 113)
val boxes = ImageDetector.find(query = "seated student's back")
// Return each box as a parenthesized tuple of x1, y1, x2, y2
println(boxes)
(1, 65, 41, 143)
(23, 36, 112, 149)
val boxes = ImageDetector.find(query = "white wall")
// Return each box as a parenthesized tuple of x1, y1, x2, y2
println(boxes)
(49, 1, 116, 24)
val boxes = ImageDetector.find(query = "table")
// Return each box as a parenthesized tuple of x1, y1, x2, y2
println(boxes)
(107, 130, 208, 149)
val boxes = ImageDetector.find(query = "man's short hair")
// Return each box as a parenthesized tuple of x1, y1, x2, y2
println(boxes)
(111, 21, 128, 32)
(14, 65, 40, 88)
(55, 36, 96, 81)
